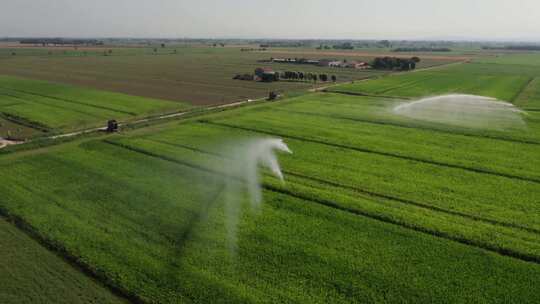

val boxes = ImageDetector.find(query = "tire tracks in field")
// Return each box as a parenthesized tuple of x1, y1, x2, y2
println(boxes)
(102, 138, 540, 265)
(202, 121, 540, 185)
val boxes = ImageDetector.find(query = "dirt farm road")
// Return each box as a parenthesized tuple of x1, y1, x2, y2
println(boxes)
(22, 96, 268, 144)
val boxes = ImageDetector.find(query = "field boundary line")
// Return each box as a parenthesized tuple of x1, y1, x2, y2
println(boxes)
(262, 185, 540, 265)
(0, 112, 50, 132)
(0, 87, 138, 116)
(98, 139, 540, 265)
(1, 91, 108, 120)
(203, 121, 540, 184)
(141, 137, 540, 235)
(282, 170, 540, 234)
(0, 209, 145, 304)
(321, 89, 410, 100)
(511, 77, 535, 104)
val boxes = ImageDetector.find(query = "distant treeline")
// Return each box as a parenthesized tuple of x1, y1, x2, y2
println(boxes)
(20, 38, 104, 45)
(372, 57, 420, 71)
(332, 42, 355, 50)
(392, 47, 451, 52)
(280, 71, 336, 82)
(241, 48, 267, 52)
(259, 42, 307, 48)
(482, 45, 540, 51)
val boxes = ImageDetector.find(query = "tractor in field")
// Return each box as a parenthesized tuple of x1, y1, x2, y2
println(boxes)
(106, 120, 119, 133)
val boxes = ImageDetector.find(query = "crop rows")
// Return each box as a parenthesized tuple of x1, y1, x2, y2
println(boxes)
(0, 75, 187, 132)
(102, 122, 540, 262)
(1, 53, 539, 303)
(329, 63, 538, 102)
(1, 138, 539, 303)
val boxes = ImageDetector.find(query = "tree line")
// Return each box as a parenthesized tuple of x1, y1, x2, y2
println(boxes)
(234, 71, 337, 83)
(371, 57, 421, 71)
(392, 47, 451, 52)
(482, 45, 540, 51)
(279, 71, 336, 82)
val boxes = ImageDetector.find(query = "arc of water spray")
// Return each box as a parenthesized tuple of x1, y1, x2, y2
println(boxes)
(224, 138, 292, 255)
(244, 138, 292, 207)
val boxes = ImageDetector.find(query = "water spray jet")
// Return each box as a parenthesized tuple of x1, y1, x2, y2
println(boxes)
(392, 94, 526, 130)
(222, 138, 292, 254)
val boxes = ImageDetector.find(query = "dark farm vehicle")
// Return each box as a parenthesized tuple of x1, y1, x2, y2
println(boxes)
(107, 120, 119, 132)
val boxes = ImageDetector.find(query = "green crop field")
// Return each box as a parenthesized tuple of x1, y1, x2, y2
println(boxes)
(1, 50, 539, 303)
(329, 62, 540, 102)
(0, 45, 461, 105)
(0, 75, 189, 138)
(515, 77, 540, 110)
(0, 217, 125, 303)
(474, 52, 540, 66)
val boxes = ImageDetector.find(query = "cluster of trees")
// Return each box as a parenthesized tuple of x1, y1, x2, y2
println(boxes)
(392, 47, 451, 52)
(256, 41, 307, 48)
(332, 42, 354, 50)
(371, 57, 421, 71)
(240, 48, 267, 52)
(233, 74, 255, 81)
(19, 38, 103, 46)
(378, 40, 392, 48)
(234, 72, 337, 83)
(280, 71, 336, 82)
(316, 44, 332, 50)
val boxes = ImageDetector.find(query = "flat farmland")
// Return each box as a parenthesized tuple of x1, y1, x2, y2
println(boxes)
(0, 217, 125, 304)
(1, 82, 539, 302)
(0, 116, 42, 140)
(1, 50, 538, 303)
(329, 62, 540, 102)
(0, 75, 188, 137)
(0, 46, 460, 105)
(0, 134, 539, 303)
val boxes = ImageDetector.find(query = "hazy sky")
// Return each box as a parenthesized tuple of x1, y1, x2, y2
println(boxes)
(2, 0, 539, 41)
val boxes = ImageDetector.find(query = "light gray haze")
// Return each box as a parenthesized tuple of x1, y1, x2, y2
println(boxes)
(1, 0, 539, 41)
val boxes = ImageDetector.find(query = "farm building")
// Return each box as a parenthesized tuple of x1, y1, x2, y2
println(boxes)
(320, 60, 371, 69)
(346, 61, 371, 69)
